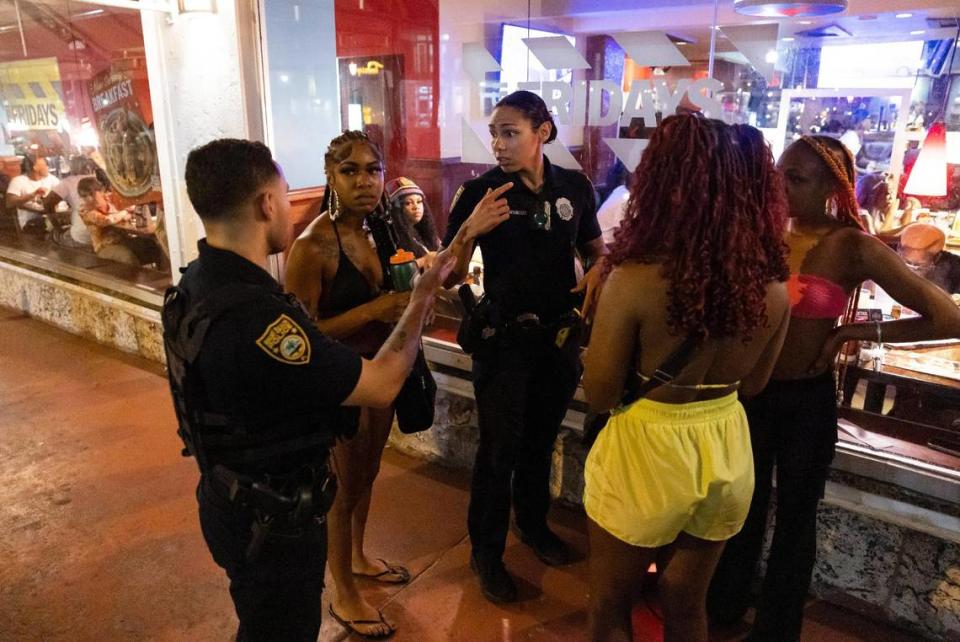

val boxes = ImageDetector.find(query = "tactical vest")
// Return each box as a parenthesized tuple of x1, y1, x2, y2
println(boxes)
(162, 282, 338, 474)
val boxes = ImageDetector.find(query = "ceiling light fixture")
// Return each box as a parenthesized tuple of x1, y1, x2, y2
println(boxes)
(733, 1, 847, 18)
(895, 13, 912, 19)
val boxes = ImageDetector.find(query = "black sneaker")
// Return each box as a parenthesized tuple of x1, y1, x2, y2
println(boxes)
(519, 529, 575, 566)
(470, 554, 518, 603)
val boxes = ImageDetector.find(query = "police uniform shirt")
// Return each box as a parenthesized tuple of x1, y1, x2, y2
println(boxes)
(176, 240, 362, 474)
(442, 156, 601, 321)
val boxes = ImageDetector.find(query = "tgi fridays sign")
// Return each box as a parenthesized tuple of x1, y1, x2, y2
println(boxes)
(0, 57, 66, 131)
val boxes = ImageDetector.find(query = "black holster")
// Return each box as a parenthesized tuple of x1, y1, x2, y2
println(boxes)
(212, 464, 337, 560)
(456, 287, 501, 354)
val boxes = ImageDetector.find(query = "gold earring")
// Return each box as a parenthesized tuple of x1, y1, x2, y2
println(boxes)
(330, 188, 342, 221)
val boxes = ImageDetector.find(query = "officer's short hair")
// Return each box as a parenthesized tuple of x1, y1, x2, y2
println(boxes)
(185, 139, 280, 221)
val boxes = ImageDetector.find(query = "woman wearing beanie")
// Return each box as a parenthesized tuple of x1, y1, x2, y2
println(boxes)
(386, 176, 440, 262)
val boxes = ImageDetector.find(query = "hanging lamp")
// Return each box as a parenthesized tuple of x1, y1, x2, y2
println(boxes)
(903, 20, 959, 197)
(904, 122, 949, 197)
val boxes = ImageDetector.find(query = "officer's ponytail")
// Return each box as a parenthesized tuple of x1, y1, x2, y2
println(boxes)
(495, 90, 558, 143)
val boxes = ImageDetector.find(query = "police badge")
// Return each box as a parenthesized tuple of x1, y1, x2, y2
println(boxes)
(556, 197, 574, 221)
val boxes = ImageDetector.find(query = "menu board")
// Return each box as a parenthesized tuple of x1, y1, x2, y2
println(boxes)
(89, 69, 158, 199)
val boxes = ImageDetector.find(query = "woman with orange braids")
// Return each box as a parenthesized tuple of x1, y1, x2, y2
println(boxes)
(707, 135, 960, 641)
(582, 116, 791, 642)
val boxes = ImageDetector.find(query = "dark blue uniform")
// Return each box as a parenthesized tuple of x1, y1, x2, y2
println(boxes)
(164, 240, 361, 641)
(443, 157, 600, 563)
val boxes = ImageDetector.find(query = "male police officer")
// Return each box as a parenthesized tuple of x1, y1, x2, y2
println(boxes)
(164, 139, 452, 640)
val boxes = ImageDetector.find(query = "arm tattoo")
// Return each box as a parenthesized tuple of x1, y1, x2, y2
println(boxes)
(388, 329, 408, 353)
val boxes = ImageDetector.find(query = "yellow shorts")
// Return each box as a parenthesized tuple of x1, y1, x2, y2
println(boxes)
(583, 393, 754, 548)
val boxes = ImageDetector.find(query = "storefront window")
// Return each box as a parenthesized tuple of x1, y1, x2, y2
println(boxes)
(262, 0, 960, 473)
(0, 1, 170, 293)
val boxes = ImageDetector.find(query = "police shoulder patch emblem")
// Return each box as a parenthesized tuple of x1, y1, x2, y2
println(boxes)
(256, 314, 311, 365)
(556, 197, 574, 221)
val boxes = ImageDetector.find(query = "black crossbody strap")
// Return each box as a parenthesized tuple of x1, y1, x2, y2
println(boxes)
(621, 335, 701, 406)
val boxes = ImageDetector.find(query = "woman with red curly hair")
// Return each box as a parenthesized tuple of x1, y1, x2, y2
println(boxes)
(581, 115, 791, 642)
(706, 135, 960, 641)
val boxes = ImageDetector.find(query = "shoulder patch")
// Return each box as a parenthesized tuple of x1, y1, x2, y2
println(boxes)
(256, 314, 311, 365)
(449, 185, 466, 213)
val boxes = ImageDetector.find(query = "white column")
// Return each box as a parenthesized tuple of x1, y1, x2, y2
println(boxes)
(141, 0, 259, 277)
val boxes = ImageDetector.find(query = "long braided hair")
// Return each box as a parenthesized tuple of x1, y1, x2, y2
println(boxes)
(793, 135, 867, 395)
(606, 115, 789, 340)
(320, 130, 403, 289)
(796, 135, 865, 231)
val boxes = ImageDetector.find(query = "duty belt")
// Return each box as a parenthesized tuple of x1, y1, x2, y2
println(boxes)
(210, 463, 337, 560)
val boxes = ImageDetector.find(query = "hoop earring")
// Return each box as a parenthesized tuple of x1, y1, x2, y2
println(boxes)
(330, 188, 342, 221)
(827, 196, 839, 219)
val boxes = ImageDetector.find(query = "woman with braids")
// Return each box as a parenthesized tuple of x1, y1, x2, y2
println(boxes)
(706, 135, 960, 641)
(285, 131, 409, 639)
(581, 116, 791, 642)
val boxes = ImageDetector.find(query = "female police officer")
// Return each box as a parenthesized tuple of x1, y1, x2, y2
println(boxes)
(443, 90, 606, 603)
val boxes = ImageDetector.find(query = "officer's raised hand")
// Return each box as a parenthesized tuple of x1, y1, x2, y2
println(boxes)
(463, 183, 513, 240)
(344, 252, 455, 409)
(443, 183, 512, 287)
(414, 249, 457, 300)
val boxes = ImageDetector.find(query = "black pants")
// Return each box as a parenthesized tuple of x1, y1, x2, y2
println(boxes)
(197, 478, 327, 642)
(467, 334, 580, 562)
(707, 372, 837, 642)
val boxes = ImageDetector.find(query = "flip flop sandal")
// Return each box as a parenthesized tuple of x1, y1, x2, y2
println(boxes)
(353, 558, 411, 584)
(328, 603, 396, 639)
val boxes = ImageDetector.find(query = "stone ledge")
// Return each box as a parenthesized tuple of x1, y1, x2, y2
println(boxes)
(0, 260, 164, 363)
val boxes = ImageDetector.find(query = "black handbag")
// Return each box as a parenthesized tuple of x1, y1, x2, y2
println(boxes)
(363, 209, 439, 434)
(582, 336, 700, 448)
(395, 341, 438, 434)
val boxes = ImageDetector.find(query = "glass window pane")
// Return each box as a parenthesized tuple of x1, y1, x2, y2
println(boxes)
(0, 0, 170, 293)
(268, 0, 960, 472)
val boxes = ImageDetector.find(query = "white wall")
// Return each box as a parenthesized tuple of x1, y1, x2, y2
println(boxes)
(141, 0, 255, 270)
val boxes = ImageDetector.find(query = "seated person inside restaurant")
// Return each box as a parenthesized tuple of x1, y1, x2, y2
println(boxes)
(6, 155, 60, 234)
(44, 156, 100, 248)
(77, 177, 163, 267)
(899, 223, 960, 296)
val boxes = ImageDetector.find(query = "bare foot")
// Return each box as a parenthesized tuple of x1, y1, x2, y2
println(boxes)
(352, 556, 411, 584)
(329, 596, 395, 638)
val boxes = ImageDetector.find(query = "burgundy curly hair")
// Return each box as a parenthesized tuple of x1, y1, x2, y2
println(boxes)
(607, 115, 789, 339)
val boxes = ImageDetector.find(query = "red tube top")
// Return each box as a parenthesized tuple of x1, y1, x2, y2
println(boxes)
(787, 273, 849, 319)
